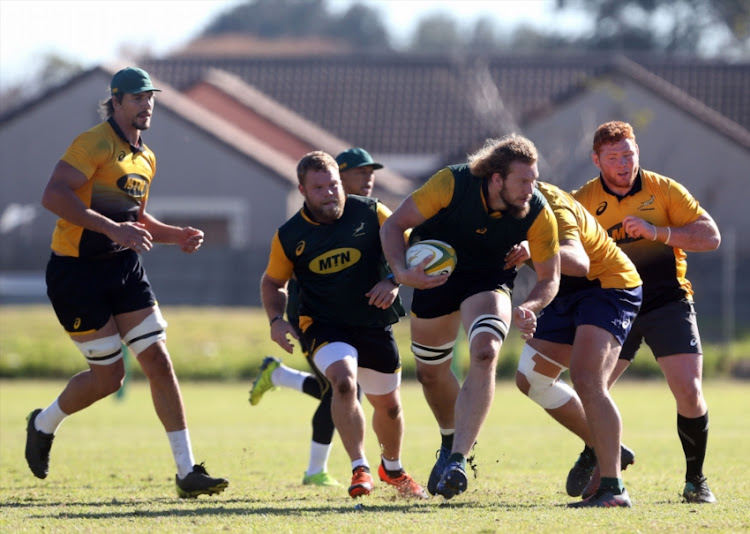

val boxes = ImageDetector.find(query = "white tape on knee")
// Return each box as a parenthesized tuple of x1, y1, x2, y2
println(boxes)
(411, 340, 455, 365)
(123, 310, 168, 356)
(517, 344, 575, 409)
(73, 334, 123, 366)
(468, 314, 508, 344)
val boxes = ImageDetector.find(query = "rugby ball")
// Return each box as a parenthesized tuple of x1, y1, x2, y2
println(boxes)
(405, 239, 457, 276)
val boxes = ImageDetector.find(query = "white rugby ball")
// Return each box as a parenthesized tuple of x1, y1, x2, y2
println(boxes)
(405, 239, 457, 276)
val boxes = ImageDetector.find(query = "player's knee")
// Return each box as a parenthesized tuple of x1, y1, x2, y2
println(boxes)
(123, 309, 168, 358)
(137, 344, 175, 378)
(99, 370, 126, 397)
(515, 370, 531, 395)
(415, 363, 442, 387)
(385, 402, 402, 420)
(518, 344, 574, 409)
(331, 374, 357, 397)
(470, 344, 498, 366)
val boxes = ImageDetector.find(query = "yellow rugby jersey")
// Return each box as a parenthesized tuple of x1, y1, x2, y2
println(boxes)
(537, 182, 641, 291)
(411, 165, 558, 273)
(51, 118, 156, 257)
(573, 169, 704, 312)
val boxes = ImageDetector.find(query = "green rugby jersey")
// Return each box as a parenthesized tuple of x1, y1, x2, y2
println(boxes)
(410, 164, 558, 274)
(268, 195, 404, 329)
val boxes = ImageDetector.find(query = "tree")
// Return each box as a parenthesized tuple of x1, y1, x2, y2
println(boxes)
(202, 0, 392, 51)
(556, 0, 750, 57)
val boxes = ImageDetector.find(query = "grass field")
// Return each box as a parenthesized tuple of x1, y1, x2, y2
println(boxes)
(1, 379, 748, 533)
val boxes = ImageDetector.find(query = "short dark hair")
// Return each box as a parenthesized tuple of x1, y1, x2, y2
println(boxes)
(296, 151, 338, 185)
(468, 134, 538, 180)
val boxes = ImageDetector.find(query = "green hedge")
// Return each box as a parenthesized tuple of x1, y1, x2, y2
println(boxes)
(0, 305, 746, 380)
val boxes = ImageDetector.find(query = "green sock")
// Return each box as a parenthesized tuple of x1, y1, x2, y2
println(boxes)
(600, 477, 624, 494)
(448, 452, 466, 468)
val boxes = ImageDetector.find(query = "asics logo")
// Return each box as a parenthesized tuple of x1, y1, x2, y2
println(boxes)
(596, 202, 607, 215)
(611, 318, 630, 329)
(476, 228, 488, 234)
(690, 338, 698, 347)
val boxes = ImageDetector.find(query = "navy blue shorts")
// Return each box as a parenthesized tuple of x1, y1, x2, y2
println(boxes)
(46, 250, 156, 334)
(411, 269, 515, 319)
(301, 322, 401, 375)
(620, 298, 702, 361)
(534, 285, 642, 346)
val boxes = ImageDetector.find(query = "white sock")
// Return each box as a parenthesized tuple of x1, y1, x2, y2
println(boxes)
(381, 456, 403, 472)
(167, 429, 195, 479)
(272, 364, 310, 392)
(35, 398, 68, 435)
(439, 427, 455, 436)
(351, 458, 369, 470)
(306, 440, 333, 476)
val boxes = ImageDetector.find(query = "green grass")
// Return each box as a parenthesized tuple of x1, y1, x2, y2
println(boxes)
(1, 379, 748, 533)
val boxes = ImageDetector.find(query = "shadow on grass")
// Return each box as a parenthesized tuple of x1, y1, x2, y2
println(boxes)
(11, 496, 637, 519)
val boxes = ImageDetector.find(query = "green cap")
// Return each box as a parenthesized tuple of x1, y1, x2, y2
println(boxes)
(336, 148, 383, 171)
(111, 67, 161, 95)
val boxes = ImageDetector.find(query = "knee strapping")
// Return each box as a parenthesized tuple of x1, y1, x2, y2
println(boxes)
(411, 340, 455, 365)
(123, 309, 168, 356)
(517, 344, 575, 409)
(469, 314, 508, 344)
(73, 334, 123, 366)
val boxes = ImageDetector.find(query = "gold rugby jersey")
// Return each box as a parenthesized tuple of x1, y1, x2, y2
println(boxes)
(410, 165, 558, 273)
(573, 169, 704, 312)
(537, 182, 641, 292)
(51, 118, 155, 257)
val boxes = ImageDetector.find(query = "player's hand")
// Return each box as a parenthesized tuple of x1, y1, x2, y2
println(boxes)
(394, 257, 449, 290)
(365, 280, 399, 309)
(623, 215, 656, 241)
(270, 318, 299, 354)
(178, 226, 204, 253)
(513, 306, 537, 340)
(112, 221, 153, 253)
(504, 241, 530, 270)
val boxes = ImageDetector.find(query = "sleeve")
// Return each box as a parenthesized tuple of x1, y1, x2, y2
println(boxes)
(264, 231, 294, 282)
(376, 201, 393, 226)
(60, 130, 112, 179)
(553, 204, 580, 242)
(666, 179, 705, 227)
(527, 204, 560, 263)
(411, 168, 455, 219)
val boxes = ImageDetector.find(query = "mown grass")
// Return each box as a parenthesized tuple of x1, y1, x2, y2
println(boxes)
(1, 379, 748, 533)
(1, 306, 748, 380)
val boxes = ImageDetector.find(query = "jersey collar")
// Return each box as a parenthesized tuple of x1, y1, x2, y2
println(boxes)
(107, 117, 145, 153)
(599, 168, 643, 200)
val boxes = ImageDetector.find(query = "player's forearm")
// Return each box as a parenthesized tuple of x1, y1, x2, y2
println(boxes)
(41, 184, 119, 237)
(521, 277, 559, 315)
(657, 217, 721, 252)
(379, 220, 409, 279)
(260, 274, 288, 321)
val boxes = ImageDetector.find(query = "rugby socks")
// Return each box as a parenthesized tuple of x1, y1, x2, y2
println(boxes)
(447, 452, 466, 469)
(351, 458, 370, 472)
(167, 428, 196, 479)
(381, 456, 404, 477)
(677, 412, 709, 480)
(306, 441, 332, 476)
(35, 398, 68, 435)
(440, 428, 455, 450)
(272, 364, 310, 392)
(302, 376, 323, 398)
(599, 477, 625, 494)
